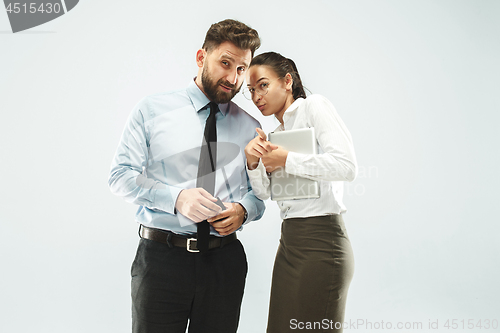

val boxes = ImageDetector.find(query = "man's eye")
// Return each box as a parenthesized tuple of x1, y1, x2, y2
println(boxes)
(237, 67, 245, 72)
(222, 61, 229, 66)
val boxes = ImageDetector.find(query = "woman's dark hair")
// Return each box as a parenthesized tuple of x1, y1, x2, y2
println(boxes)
(249, 52, 307, 100)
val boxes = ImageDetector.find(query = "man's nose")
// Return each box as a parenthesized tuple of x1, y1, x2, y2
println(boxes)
(226, 69, 238, 85)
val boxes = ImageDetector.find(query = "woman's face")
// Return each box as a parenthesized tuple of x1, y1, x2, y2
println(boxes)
(245, 65, 293, 118)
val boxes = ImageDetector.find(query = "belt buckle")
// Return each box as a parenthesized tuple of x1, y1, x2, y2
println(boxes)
(186, 238, 199, 253)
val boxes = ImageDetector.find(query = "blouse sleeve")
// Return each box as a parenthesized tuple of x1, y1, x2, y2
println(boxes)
(284, 95, 358, 182)
(246, 159, 271, 200)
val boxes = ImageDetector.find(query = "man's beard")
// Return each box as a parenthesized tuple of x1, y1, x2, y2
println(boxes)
(201, 64, 241, 104)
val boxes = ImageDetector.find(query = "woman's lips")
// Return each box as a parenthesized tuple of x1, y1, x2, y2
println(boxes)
(257, 104, 265, 111)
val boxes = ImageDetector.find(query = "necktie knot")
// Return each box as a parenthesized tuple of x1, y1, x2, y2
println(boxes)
(202, 102, 218, 146)
(208, 101, 218, 118)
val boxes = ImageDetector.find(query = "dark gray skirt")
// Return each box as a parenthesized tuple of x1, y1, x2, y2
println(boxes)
(267, 215, 354, 333)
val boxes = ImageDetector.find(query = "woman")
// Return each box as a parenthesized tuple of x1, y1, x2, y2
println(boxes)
(243, 52, 357, 333)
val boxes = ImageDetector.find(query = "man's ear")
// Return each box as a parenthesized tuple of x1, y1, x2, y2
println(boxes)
(285, 73, 294, 91)
(196, 49, 207, 68)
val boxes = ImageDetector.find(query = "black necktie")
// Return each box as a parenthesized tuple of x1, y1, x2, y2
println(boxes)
(196, 102, 218, 252)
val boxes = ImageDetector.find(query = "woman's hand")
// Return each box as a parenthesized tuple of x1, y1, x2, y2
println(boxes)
(244, 128, 278, 170)
(261, 146, 289, 173)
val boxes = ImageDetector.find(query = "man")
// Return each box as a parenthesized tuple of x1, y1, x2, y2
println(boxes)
(108, 19, 265, 333)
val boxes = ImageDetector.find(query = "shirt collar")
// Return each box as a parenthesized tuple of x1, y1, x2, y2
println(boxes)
(282, 97, 304, 121)
(187, 78, 228, 116)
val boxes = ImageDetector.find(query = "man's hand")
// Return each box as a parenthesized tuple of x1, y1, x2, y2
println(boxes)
(244, 128, 278, 170)
(175, 188, 223, 223)
(207, 203, 246, 236)
(261, 146, 289, 173)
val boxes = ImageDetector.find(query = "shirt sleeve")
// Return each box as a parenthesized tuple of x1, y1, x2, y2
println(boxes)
(108, 100, 183, 215)
(285, 95, 358, 182)
(246, 160, 271, 201)
(237, 167, 266, 225)
(237, 123, 267, 224)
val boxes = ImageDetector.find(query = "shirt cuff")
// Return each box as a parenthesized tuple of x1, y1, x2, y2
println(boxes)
(153, 185, 184, 215)
(237, 203, 248, 224)
(237, 198, 250, 226)
(284, 151, 304, 176)
(246, 161, 271, 200)
(246, 159, 267, 178)
(237, 193, 263, 226)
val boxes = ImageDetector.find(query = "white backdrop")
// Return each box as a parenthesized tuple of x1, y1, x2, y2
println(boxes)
(1, 1, 499, 332)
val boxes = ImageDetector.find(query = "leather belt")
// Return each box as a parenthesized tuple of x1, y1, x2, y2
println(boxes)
(140, 226, 237, 253)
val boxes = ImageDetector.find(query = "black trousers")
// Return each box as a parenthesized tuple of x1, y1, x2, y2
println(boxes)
(131, 236, 248, 333)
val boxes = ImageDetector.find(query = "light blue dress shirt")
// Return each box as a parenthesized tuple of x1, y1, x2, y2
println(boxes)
(109, 79, 265, 236)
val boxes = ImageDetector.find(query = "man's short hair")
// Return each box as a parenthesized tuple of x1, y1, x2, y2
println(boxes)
(202, 19, 261, 56)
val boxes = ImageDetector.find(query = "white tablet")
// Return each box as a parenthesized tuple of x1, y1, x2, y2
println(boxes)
(268, 128, 320, 201)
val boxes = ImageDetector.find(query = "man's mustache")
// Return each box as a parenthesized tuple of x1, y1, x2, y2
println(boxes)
(218, 80, 236, 90)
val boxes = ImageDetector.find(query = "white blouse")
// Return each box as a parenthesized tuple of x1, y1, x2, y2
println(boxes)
(246, 95, 358, 219)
